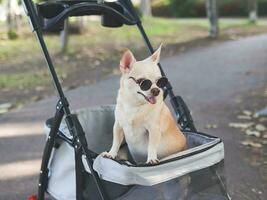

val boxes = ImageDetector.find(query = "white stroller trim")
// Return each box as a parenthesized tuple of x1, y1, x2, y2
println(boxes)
(44, 106, 227, 200)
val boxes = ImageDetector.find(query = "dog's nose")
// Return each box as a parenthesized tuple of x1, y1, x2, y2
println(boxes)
(151, 88, 160, 96)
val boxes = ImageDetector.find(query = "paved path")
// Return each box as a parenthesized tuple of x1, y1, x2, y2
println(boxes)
(0, 34, 267, 200)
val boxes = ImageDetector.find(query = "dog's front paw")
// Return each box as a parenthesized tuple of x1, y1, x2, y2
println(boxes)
(146, 158, 160, 165)
(101, 152, 116, 159)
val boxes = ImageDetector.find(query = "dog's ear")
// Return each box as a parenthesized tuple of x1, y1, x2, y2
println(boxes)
(151, 43, 162, 64)
(120, 49, 136, 73)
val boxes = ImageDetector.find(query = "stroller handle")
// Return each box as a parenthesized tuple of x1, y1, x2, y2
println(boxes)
(36, 1, 139, 31)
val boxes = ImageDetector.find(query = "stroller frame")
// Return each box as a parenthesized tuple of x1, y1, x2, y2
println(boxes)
(22, 0, 229, 200)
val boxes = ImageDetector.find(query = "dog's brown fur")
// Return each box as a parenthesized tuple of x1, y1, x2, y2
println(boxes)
(102, 45, 186, 164)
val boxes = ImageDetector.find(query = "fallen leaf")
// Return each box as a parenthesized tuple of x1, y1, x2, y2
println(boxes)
(255, 124, 266, 132)
(241, 140, 262, 148)
(234, 98, 242, 104)
(229, 35, 238, 40)
(60, 73, 68, 79)
(229, 122, 254, 129)
(237, 115, 252, 120)
(15, 102, 25, 109)
(245, 130, 261, 137)
(90, 65, 96, 69)
(75, 54, 82, 59)
(253, 113, 259, 118)
(2, 88, 10, 92)
(0, 103, 13, 114)
(0, 103, 13, 110)
(243, 110, 252, 116)
(205, 124, 213, 129)
(0, 108, 9, 114)
(102, 68, 110, 73)
(35, 86, 45, 91)
(31, 96, 42, 102)
(205, 124, 218, 129)
(213, 124, 218, 128)
(251, 188, 263, 195)
(94, 60, 100, 66)
(63, 56, 69, 61)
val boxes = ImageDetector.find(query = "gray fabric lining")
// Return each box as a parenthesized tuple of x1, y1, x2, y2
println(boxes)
(45, 105, 227, 200)
(59, 105, 218, 154)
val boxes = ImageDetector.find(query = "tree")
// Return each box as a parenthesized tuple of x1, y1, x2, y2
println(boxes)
(140, 0, 152, 16)
(206, 0, 219, 38)
(248, 0, 257, 23)
(6, 0, 20, 39)
(60, 19, 69, 53)
(59, 3, 85, 53)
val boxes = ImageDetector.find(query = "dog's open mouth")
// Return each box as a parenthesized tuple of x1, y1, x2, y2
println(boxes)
(137, 92, 156, 104)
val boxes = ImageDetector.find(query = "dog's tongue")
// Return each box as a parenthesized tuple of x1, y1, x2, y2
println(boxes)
(148, 96, 156, 104)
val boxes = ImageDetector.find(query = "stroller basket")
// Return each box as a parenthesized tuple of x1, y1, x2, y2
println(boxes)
(44, 106, 227, 200)
(21, 0, 231, 199)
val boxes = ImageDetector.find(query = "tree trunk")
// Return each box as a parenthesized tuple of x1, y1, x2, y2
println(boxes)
(60, 19, 69, 53)
(77, 17, 85, 33)
(140, 0, 152, 17)
(248, 0, 257, 23)
(6, 0, 12, 33)
(206, 0, 219, 38)
(6, 0, 19, 39)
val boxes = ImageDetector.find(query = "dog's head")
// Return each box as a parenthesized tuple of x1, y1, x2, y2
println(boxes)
(119, 44, 168, 105)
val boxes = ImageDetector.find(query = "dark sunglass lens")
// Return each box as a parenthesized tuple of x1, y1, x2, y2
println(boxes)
(136, 78, 145, 84)
(156, 77, 168, 88)
(140, 79, 152, 91)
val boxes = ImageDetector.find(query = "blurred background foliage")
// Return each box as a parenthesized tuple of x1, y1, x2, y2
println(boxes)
(8, 0, 266, 18)
(153, 0, 267, 17)
(1, 0, 267, 107)
(0, 0, 264, 15)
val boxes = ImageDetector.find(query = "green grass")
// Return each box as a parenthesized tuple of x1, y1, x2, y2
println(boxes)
(0, 73, 48, 89)
(1, 17, 267, 91)
(1, 17, 266, 61)
(0, 67, 65, 89)
(218, 18, 267, 29)
(0, 34, 60, 60)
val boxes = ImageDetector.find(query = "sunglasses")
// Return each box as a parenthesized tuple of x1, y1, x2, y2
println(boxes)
(129, 76, 168, 91)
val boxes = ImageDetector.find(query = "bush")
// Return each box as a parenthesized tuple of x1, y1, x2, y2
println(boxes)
(8, 30, 18, 40)
(152, 0, 175, 17)
(168, 0, 206, 17)
(258, 1, 267, 15)
(220, 0, 248, 16)
(152, 0, 267, 17)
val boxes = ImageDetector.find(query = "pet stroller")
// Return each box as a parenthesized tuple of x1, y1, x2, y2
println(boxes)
(22, 0, 231, 199)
